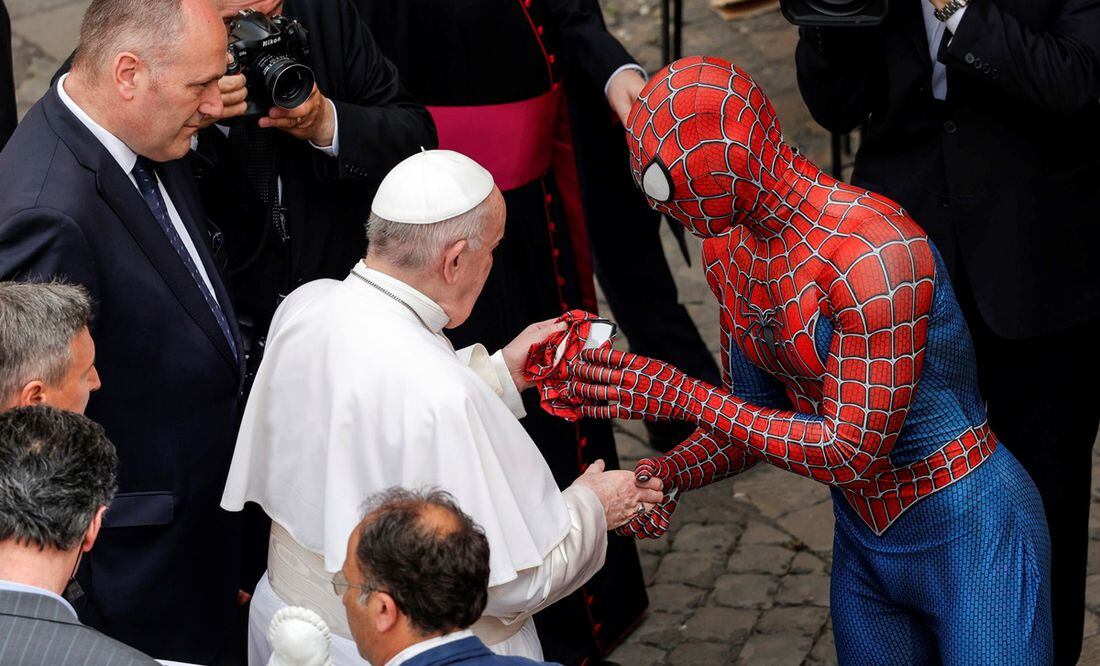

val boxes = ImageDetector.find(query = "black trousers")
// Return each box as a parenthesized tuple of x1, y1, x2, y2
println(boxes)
(956, 267, 1100, 665)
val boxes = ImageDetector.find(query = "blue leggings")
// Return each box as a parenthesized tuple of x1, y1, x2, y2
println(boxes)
(830, 446, 1052, 665)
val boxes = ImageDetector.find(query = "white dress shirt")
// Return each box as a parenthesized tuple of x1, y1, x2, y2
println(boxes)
(921, 0, 969, 101)
(57, 74, 219, 301)
(0, 579, 77, 619)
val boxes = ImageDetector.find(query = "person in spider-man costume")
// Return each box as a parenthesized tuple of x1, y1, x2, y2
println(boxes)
(567, 56, 1052, 663)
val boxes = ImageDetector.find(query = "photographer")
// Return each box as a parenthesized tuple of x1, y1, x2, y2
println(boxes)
(795, 1, 1100, 663)
(195, 0, 436, 375)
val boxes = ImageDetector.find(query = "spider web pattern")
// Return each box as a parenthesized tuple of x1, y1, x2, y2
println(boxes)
(614, 57, 996, 535)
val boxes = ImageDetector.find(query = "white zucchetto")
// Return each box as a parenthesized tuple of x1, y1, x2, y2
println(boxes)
(371, 149, 495, 224)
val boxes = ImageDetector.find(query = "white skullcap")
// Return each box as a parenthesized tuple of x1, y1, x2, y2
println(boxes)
(371, 149, 495, 224)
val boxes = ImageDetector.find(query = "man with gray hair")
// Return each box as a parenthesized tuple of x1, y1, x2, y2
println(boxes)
(223, 150, 663, 664)
(0, 406, 157, 665)
(0, 0, 251, 660)
(0, 281, 100, 412)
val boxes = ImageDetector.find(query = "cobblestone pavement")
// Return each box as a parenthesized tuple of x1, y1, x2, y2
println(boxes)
(8, 1, 1100, 664)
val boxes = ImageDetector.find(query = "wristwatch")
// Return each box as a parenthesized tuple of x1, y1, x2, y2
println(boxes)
(934, 0, 969, 22)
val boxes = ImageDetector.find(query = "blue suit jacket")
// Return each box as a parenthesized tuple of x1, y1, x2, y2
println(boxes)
(402, 637, 557, 666)
(0, 85, 246, 662)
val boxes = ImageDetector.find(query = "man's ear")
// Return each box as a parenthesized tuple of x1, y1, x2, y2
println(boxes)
(113, 52, 143, 101)
(17, 381, 46, 407)
(441, 239, 469, 286)
(373, 591, 401, 633)
(83, 506, 108, 553)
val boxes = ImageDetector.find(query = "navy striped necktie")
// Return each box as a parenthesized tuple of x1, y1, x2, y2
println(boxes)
(131, 156, 238, 358)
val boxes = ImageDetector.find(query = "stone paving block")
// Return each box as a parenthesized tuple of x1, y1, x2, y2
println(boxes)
(12, 1, 89, 61)
(1090, 539, 1100, 575)
(775, 573, 832, 607)
(681, 606, 757, 645)
(776, 499, 835, 552)
(647, 584, 707, 614)
(756, 605, 828, 636)
(637, 534, 673, 556)
(675, 484, 746, 526)
(674, 523, 739, 553)
(711, 573, 777, 609)
(655, 551, 726, 587)
(807, 627, 839, 666)
(668, 641, 734, 665)
(1085, 609, 1100, 639)
(727, 544, 793, 575)
(789, 550, 827, 575)
(735, 632, 814, 665)
(1087, 574, 1100, 611)
(608, 642, 666, 666)
(731, 465, 825, 519)
(1082, 634, 1100, 666)
(740, 519, 790, 546)
(632, 611, 687, 646)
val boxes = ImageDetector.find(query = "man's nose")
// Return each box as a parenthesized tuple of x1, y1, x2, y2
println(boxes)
(200, 83, 225, 118)
(90, 366, 102, 392)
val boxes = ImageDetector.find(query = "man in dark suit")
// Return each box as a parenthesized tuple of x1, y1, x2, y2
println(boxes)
(338, 488, 552, 666)
(795, 2, 1100, 662)
(0, 406, 158, 666)
(0, 0, 15, 150)
(0, 0, 250, 661)
(195, 0, 435, 377)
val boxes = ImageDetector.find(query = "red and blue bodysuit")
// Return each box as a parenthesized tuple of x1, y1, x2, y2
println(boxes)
(568, 57, 1052, 663)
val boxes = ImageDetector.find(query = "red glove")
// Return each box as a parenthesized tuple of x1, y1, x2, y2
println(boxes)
(523, 310, 613, 421)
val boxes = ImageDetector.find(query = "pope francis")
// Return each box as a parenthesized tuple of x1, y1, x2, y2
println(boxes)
(221, 150, 662, 665)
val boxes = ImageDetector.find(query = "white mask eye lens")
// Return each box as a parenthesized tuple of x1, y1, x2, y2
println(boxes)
(641, 160, 672, 202)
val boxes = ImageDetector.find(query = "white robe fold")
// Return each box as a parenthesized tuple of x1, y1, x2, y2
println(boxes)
(221, 262, 607, 663)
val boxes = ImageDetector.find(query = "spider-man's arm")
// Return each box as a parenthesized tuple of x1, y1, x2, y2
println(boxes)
(614, 333, 783, 538)
(573, 231, 935, 490)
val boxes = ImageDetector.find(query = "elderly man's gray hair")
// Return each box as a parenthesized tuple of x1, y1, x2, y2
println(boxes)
(0, 282, 92, 401)
(365, 192, 503, 271)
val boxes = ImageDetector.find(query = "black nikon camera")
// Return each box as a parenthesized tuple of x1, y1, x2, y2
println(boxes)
(226, 9, 315, 117)
(780, 0, 888, 26)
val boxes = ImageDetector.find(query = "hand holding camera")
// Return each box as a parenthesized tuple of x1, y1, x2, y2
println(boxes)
(202, 10, 335, 147)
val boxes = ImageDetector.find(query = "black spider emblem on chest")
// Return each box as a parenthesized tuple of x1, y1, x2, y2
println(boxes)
(740, 301, 784, 358)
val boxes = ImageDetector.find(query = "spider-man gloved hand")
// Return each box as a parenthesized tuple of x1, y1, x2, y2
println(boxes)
(615, 455, 681, 539)
(568, 348, 712, 423)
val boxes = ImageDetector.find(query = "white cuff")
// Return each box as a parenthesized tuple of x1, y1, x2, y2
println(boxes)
(308, 98, 339, 156)
(489, 350, 527, 419)
(945, 5, 967, 35)
(604, 64, 648, 97)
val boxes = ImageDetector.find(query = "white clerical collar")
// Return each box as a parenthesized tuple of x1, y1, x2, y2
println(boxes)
(384, 629, 474, 666)
(349, 262, 450, 334)
(56, 73, 138, 175)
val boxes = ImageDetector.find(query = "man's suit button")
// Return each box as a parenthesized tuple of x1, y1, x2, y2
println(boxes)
(943, 120, 958, 134)
(981, 63, 992, 74)
(964, 53, 975, 64)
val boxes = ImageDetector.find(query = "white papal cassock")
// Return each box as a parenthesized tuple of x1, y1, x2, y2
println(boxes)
(221, 261, 608, 665)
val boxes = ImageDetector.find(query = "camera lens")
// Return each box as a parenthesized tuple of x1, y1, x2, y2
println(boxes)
(803, 0, 873, 16)
(258, 54, 315, 110)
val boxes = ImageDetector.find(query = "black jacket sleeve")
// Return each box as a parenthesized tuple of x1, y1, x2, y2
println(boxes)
(795, 25, 882, 134)
(548, 0, 638, 97)
(302, 0, 437, 182)
(943, 0, 1100, 114)
(0, 208, 102, 319)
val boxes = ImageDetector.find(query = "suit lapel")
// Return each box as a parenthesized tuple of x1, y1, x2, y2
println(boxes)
(42, 90, 241, 376)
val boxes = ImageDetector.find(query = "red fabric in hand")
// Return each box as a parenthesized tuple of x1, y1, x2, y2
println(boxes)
(523, 309, 610, 422)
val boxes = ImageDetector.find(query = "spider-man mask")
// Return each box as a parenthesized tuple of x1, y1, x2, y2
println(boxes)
(625, 56, 788, 238)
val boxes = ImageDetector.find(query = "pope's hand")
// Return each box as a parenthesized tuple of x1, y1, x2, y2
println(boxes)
(606, 68, 647, 126)
(571, 459, 664, 531)
(502, 318, 567, 391)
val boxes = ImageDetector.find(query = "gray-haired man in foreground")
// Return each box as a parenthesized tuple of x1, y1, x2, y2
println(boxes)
(0, 281, 100, 412)
(0, 406, 156, 665)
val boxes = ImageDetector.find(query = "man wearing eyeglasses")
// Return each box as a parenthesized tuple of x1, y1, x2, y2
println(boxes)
(328, 487, 551, 666)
